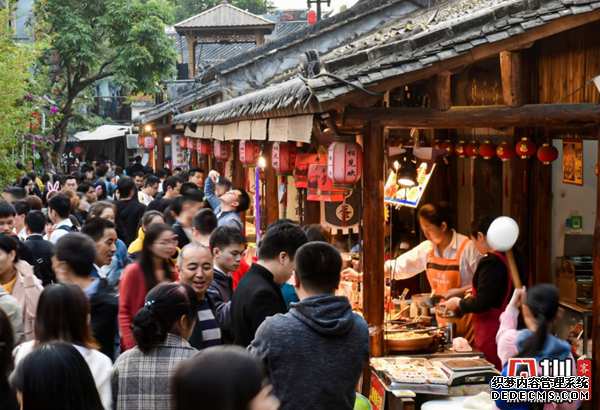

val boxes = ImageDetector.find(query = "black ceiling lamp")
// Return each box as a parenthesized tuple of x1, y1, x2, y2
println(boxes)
(397, 150, 418, 188)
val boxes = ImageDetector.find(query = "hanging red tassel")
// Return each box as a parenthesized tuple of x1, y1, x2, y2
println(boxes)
(472, 160, 476, 187)
(523, 170, 528, 195)
(461, 162, 465, 187)
(504, 173, 508, 197)
(486, 167, 490, 188)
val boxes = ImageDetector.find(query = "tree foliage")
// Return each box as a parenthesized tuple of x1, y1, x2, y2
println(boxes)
(35, 0, 178, 168)
(0, 5, 61, 187)
(171, 0, 271, 23)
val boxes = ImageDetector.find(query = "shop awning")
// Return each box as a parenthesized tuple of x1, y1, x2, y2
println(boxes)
(73, 125, 132, 141)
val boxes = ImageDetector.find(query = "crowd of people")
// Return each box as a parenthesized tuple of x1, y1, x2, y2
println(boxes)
(0, 159, 370, 410)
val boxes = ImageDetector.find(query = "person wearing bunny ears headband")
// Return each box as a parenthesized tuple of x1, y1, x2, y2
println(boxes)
(45, 181, 60, 201)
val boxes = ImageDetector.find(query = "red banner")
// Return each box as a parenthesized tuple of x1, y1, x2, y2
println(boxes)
(577, 359, 591, 401)
(369, 373, 385, 410)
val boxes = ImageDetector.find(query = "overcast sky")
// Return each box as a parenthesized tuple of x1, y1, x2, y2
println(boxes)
(272, 0, 359, 14)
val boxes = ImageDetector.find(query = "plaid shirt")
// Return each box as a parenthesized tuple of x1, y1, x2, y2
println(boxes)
(112, 334, 197, 410)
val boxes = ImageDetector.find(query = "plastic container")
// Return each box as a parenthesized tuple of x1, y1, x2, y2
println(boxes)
(355, 393, 373, 410)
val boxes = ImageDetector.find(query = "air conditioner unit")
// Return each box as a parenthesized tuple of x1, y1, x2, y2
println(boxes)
(126, 134, 141, 149)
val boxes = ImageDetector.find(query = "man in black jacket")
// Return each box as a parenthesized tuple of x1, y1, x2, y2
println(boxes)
(231, 223, 307, 347)
(173, 189, 204, 250)
(178, 242, 222, 349)
(23, 210, 54, 286)
(115, 177, 146, 247)
(52, 232, 119, 361)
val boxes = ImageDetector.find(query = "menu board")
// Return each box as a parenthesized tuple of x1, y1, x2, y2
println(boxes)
(171, 134, 187, 168)
(384, 163, 435, 208)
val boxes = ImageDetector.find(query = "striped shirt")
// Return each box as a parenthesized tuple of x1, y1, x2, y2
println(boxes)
(197, 299, 222, 348)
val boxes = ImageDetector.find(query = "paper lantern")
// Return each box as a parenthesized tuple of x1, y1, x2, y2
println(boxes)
(272, 142, 297, 175)
(441, 140, 455, 155)
(515, 138, 536, 159)
(137, 135, 145, 146)
(327, 140, 363, 188)
(179, 137, 187, 149)
(496, 142, 515, 161)
(307, 164, 345, 202)
(74, 146, 82, 155)
(466, 141, 480, 158)
(479, 141, 496, 160)
(187, 138, 197, 150)
(239, 140, 260, 167)
(214, 140, 231, 161)
(455, 141, 467, 158)
(307, 9, 317, 24)
(144, 136, 155, 150)
(536, 143, 558, 165)
(197, 140, 211, 156)
(294, 153, 324, 188)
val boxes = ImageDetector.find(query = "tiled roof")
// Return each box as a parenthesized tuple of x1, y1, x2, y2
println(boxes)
(174, 3, 274, 30)
(307, 0, 600, 102)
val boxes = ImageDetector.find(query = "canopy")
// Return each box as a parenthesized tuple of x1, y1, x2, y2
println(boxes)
(73, 125, 132, 141)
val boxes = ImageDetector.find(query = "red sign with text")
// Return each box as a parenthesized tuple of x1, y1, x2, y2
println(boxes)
(369, 373, 385, 410)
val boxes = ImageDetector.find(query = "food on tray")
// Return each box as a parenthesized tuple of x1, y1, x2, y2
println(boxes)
(419, 366, 449, 384)
(386, 332, 430, 340)
(387, 368, 427, 384)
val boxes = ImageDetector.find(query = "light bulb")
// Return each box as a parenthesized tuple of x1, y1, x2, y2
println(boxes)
(144, 124, 152, 133)
(258, 156, 266, 168)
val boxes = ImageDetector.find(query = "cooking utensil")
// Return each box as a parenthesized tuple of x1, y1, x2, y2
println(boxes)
(411, 293, 443, 308)
(385, 334, 435, 351)
(430, 288, 436, 298)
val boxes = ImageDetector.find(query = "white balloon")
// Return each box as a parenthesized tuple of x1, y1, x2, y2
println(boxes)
(487, 216, 519, 252)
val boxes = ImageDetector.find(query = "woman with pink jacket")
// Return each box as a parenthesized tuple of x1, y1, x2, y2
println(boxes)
(495, 284, 579, 410)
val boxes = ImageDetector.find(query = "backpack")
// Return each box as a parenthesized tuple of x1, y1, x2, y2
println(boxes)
(56, 224, 79, 233)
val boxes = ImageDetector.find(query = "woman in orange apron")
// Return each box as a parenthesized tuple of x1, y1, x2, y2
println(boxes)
(444, 216, 514, 370)
(385, 202, 481, 342)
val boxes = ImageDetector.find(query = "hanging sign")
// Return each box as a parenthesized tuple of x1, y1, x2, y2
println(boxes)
(320, 189, 360, 235)
(294, 153, 323, 188)
(171, 134, 187, 168)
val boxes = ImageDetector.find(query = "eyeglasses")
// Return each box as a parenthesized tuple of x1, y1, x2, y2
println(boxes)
(155, 237, 178, 246)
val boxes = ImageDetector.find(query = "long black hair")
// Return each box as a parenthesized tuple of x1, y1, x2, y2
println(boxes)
(139, 223, 175, 290)
(174, 346, 265, 410)
(517, 284, 560, 359)
(132, 282, 197, 353)
(0, 307, 18, 410)
(10, 341, 104, 410)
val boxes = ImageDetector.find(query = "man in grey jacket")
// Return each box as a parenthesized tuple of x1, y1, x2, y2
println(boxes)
(249, 242, 369, 410)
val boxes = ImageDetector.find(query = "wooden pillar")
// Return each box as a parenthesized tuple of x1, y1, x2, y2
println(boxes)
(156, 131, 165, 170)
(190, 150, 198, 168)
(363, 121, 385, 358)
(233, 142, 247, 233)
(304, 197, 321, 225)
(531, 130, 553, 284)
(264, 143, 279, 227)
(430, 74, 452, 111)
(500, 50, 523, 107)
(186, 34, 196, 79)
(255, 30, 265, 45)
(593, 127, 600, 407)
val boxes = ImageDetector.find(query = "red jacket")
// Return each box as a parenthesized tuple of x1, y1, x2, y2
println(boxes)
(118, 263, 148, 351)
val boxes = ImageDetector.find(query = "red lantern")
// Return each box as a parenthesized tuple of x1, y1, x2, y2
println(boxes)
(479, 141, 496, 160)
(441, 139, 455, 155)
(432, 139, 442, 149)
(187, 138, 197, 150)
(294, 154, 323, 188)
(327, 140, 362, 187)
(179, 137, 187, 149)
(239, 140, 260, 167)
(137, 135, 145, 146)
(74, 146, 82, 155)
(455, 141, 467, 158)
(496, 142, 515, 161)
(214, 140, 231, 161)
(307, 164, 345, 202)
(307, 9, 317, 24)
(536, 143, 558, 165)
(466, 141, 480, 158)
(272, 142, 297, 175)
(197, 140, 211, 156)
(515, 138, 536, 159)
(144, 136, 155, 150)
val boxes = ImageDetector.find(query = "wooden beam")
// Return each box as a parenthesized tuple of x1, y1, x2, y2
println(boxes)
(186, 34, 196, 79)
(320, 8, 600, 111)
(362, 121, 385, 359)
(500, 50, 523, 107)
(593, 125, 600, 407)
(430, 74, 452, 111)
(343, 104, 600, 129)
(156, 131, 165, 170)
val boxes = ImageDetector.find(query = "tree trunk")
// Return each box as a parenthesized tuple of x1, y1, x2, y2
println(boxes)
(54, 119, 69, 172)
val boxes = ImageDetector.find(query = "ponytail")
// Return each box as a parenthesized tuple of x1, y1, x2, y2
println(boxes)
(517, 284, 559, 359)
(132, 282, 197, 353)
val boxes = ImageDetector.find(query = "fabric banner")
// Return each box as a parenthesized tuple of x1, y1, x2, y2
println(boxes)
(171, 134, 187, 168)
(251, 120, 267, 140)
(288, 115, 313, 143)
